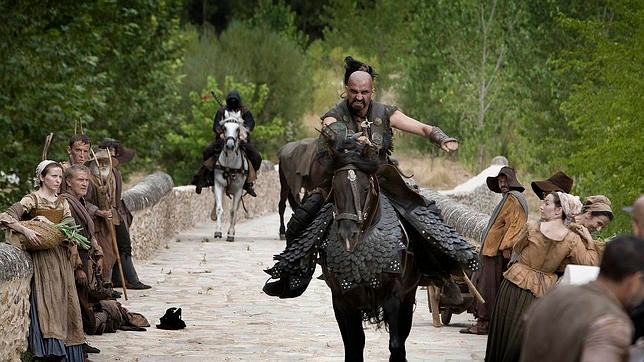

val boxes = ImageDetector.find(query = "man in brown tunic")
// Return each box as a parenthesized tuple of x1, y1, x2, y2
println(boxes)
(461, 166, 527, 334)
(97, 138, 150, 289)
(519, 234, 644, 362)
(84, 149, 121, 281)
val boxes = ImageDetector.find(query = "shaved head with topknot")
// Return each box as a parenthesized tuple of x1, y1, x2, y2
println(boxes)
(344, 56, 377, 85)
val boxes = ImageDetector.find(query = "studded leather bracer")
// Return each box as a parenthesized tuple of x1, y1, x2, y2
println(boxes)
(428, 126, 457, 147)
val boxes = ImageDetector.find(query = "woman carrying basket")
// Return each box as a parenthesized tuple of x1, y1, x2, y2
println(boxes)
(0, 160, 85, 361)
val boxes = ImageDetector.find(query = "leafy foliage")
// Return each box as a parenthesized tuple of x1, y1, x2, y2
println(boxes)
(0, 1, 185, 209)
(549, 1, 644, 234)
(1, 0, 640, 238)
(173, 3, 310, 178)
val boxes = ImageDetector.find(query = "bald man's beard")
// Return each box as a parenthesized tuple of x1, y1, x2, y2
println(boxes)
(349, 98, 369, 116)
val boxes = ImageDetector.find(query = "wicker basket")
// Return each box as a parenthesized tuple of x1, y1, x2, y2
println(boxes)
(7, 220, 66, 251)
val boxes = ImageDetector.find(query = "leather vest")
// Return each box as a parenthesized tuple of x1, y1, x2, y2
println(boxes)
(321, 101, 398, 159)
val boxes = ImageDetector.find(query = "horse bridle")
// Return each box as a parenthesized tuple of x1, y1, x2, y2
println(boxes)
(333, 164, 379, 230)
(221, 119, 241, 148)
(215, 120, 248, 186)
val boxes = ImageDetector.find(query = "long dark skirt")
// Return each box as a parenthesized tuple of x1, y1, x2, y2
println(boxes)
(485, 278, 535, 362)
(474, 254, 508, 321)
(28, 281, 84, 362)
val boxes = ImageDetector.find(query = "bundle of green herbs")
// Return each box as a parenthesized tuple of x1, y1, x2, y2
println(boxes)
(55, 218, 91, 250)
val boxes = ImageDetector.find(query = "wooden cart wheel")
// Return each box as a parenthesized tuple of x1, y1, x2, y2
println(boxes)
(440, 307, 453, 325)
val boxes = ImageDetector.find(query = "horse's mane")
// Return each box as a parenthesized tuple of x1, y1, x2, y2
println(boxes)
(329, 136, 381, 175)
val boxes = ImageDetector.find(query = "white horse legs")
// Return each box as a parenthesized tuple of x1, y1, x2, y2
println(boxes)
(213, 184, 225, 239)
(212, 182, 244, 242)
(225, 191, 245, 242)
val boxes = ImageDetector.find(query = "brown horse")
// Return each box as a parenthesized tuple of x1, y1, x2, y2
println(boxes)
(277, 137, 320, 239)
(319, 130, 421, 362)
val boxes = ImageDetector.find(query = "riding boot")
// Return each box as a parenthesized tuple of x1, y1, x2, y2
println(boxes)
(285, 193, 325, 244)
(243, 182, 257, 197)
(112, 254, 151, 290)
(191, 166, 208, 194)
(192, 162, 214, 195)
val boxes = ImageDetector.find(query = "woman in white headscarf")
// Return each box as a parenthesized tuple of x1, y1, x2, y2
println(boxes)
(571, 195, 614, 240)
(0, 160, 84, 361)
(485, 192, 599, 362)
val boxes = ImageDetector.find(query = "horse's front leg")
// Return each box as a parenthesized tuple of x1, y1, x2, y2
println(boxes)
(213, 182, 225, 239)
(278, 168, 289, 240)
(332, 295, 365, 362)
(226, 189, 242, 242)
(382, 281, 410, 362)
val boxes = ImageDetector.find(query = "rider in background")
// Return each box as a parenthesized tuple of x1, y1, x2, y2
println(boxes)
(195, 90, 262, 197)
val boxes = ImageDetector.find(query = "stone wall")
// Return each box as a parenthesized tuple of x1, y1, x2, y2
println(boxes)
(428, 156, 510, 246)
(125, 163, 280, 259)
(0, 245, 32, 361)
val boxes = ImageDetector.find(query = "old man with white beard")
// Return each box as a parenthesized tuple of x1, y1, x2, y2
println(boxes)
(84, 149, 120, 282)
(84, 145, 151, 291)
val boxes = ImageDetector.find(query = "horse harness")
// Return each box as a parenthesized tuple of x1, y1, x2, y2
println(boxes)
(214, 157, 248, 191)
(330, 163, 414, 278)
(331, 164, 380, 232)
(214, 120, 249, 194)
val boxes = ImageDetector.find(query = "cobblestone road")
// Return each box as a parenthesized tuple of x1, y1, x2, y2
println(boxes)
(86, 212, 486, 361)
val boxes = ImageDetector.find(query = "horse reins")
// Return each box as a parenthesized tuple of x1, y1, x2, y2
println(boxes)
(333, 164, 379, 231)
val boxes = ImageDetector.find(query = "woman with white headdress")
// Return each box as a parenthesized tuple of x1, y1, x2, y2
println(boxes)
(485, 191, 600, 362)
(0, 160, 84, 361)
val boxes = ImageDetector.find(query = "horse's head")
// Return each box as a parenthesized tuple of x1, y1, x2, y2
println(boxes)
(323, 124, 381, 252)
(220, 110, 247, 152)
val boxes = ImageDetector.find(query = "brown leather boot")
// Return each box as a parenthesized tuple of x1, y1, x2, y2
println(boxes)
(459, 320, 489, 335)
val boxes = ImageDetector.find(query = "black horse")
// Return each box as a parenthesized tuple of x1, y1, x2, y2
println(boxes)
(265, 125, 479, 361)
(320, 131, 421, 361)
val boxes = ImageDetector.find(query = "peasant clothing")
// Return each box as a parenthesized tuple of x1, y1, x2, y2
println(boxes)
(520, 282, 633, 362)
(474, 192, 528, 321)
(504, 220, 599, 297)
(0, 193, 84, 360)
(485, 220, 599, 362)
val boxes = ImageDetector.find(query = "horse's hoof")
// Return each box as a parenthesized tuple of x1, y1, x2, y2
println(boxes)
(226, 236, 234, 242)
(214, 232, 222, 238)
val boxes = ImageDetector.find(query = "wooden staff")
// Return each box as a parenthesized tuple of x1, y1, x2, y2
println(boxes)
(41, 132, 53, 161)
(91, 148, 128, 300)
(107, 217, 127, 301)
(462, 269, 485, 304)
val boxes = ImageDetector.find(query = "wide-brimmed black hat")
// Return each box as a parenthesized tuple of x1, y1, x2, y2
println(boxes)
(98, 138, 135, 164)
(531, 171, 573, 199)
(85, 148, 119, 168)
(486, 166, 525, 193)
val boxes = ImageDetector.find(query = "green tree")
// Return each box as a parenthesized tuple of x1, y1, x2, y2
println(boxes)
(399, 0, 529, 168)
(321, 0, 415, 90)
(551, 1, 643, 234)
(0, 1, 186, 208)
(176, 6, 311, 158)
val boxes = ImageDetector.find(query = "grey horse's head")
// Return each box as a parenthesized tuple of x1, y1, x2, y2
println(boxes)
(220, 110, 247, 151)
